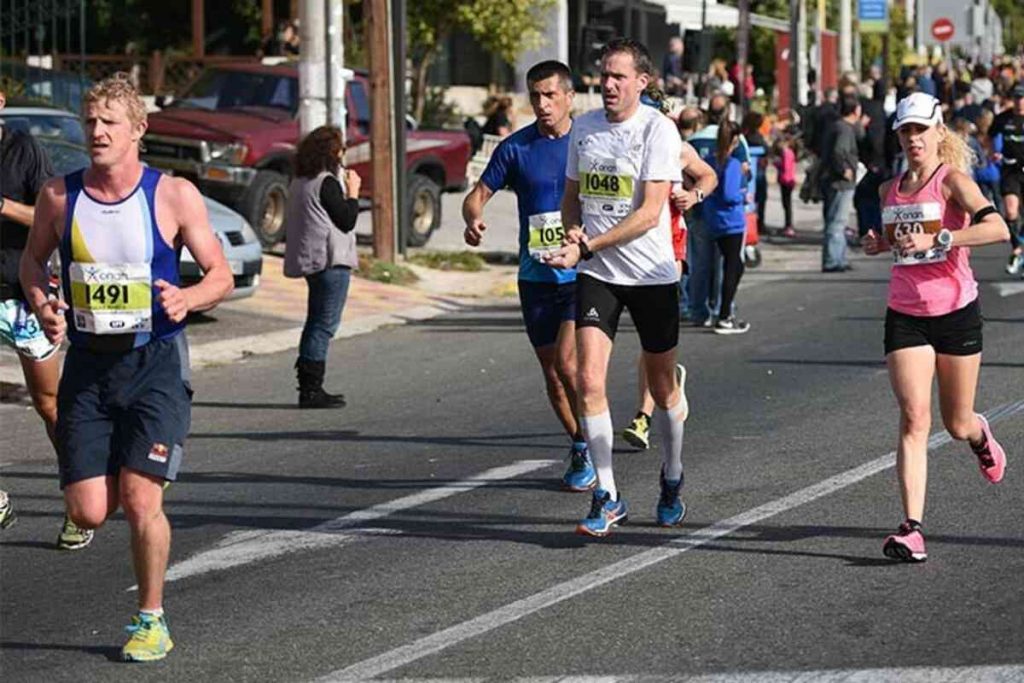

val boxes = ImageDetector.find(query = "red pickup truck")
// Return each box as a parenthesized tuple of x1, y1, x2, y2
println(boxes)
(142, 62, 471, 247)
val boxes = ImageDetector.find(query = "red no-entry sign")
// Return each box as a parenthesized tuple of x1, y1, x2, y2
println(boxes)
(931, 18, 955, 42)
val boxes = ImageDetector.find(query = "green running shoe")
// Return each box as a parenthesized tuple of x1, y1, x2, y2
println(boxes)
(622, 413, 651, 450)
(122, 612, 174, 662)
(56, 515, 94, 550)
(0, 490, 15, 530)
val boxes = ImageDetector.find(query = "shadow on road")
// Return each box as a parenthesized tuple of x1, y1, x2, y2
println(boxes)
(0, 641, 121, 661)
(750, 358, 1024, 369)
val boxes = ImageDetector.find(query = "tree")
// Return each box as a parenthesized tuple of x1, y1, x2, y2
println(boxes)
(407, 0, 556, 123)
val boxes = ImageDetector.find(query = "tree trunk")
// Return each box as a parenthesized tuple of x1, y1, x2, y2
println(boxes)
(412, 50, 436, 124)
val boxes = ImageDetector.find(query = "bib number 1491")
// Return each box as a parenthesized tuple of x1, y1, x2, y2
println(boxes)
(85, 283, 130, 306)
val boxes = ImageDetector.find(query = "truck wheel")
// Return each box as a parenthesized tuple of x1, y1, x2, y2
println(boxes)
(241, 170, 289, 248)
(406, 174, 441, 247)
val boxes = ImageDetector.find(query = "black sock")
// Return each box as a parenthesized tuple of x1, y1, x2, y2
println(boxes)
(572, 432, 585, 444)
(636, 411, 651, 421)
(905, 518, 922, 531)
(970, 431, 988, 452)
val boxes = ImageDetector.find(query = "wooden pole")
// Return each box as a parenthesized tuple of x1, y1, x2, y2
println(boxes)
(262, 0, 274, 43)
(367, 0, 396, 262)
(192, 0, 205, 58)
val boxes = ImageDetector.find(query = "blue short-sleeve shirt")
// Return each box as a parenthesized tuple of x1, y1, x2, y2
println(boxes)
(480, 124, 576, 284)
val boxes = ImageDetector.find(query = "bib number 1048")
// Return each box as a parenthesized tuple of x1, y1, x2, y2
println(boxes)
(583, 173, 622, 195)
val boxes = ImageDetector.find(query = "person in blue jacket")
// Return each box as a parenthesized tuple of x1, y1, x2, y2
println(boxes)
(702, 120, 751, 334)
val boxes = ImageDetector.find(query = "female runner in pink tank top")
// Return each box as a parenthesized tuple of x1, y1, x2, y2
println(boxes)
(861, 93, 1011, 563)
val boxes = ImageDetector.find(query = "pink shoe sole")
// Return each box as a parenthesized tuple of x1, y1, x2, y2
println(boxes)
(975, 414, 1006, 484)
(883, 534, 927, 562)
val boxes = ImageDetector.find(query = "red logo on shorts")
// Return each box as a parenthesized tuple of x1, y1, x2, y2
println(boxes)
(148, 443, 169, 464)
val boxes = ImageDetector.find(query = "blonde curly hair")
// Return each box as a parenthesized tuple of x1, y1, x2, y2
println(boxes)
(82, 72, 148, 127)
(937, 123, 975, 174)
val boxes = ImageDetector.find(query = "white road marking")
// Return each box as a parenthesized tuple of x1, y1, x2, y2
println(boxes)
(991, 281, 1024, 298)
(148, 459, 557, 588)
(318, 399, 1024, 682)
(363, 666, 1024, 682)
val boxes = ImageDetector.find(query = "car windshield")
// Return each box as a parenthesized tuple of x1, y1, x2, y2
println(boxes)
(172, 69, 298, 115)
(36, 138, 89, 176)
(0, 112, 85, 145)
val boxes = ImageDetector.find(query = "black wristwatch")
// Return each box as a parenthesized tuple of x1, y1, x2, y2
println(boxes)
(577, 240, 594, 261)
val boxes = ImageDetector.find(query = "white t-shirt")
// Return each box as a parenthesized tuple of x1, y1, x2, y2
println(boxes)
(567, 105, 682, 286)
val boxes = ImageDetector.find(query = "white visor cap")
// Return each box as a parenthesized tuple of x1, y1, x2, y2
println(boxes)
(892, 92, 942, 131)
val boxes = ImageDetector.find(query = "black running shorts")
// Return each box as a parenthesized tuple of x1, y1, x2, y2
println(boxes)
(884, 299, 983, 356)
(56, 336, 192, 488)
(1000, 171, 1024, 199)
(576, 274, 679, 353)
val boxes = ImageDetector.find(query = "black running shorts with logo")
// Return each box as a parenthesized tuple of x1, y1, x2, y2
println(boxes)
(56, 336, 192, 488)
(576, 274, 679, 353)
(884, 298, 983, 356)
(999, 171, 1023, 199)
(518, 280, 577, 348)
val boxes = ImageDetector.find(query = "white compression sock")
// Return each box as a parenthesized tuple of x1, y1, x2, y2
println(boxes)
(581, 410, 616, 498)
(654, 394, 686, 483)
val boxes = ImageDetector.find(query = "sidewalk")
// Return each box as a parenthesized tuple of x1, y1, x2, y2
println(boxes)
(0, 182, 832, 402)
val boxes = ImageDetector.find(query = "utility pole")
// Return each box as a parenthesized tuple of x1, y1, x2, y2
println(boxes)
(789, 0, 800, 117)
(324, 0, 346, 132)
(392, 0, 407, 255)
(839, 0, 852, 75)
(736, 0, 750, 119)
(367, 0, 397, 262)
(299, 0, 327, 135)
(798, 0, 808, 106)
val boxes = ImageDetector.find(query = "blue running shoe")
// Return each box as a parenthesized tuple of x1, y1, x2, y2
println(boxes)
(562, 444, 596, 492)
(656, 468, 686, 527)
(576, 488, 628, 537)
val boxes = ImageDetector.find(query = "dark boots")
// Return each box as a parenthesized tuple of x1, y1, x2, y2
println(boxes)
(295, 358, 346, 409)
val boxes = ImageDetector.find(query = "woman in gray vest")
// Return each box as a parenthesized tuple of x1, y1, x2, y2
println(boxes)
(284, 126, 361, 408)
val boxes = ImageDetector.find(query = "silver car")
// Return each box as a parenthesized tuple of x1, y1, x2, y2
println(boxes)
(1, 104, 263, 299)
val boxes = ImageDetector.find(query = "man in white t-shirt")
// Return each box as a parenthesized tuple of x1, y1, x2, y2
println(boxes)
(546, 38, 688, 536)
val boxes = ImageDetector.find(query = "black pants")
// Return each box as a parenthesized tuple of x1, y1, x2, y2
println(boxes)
(755, 176, 768, 233)
(714, 233, 745, 319)
(779, 183, 794, 227)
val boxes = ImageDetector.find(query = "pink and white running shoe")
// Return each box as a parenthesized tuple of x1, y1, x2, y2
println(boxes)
(972, 414, 1006, 484)
(883, 521, 927, 563)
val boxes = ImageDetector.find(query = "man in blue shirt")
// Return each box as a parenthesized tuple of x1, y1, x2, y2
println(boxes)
(462, 61, 595, 491)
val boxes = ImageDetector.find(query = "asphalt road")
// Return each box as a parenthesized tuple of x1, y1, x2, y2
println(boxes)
(1, 245, 1022, 682)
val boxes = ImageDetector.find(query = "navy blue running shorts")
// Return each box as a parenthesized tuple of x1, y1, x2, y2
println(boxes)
(56, 336, 192, 488)
(518, 280, 577, 348)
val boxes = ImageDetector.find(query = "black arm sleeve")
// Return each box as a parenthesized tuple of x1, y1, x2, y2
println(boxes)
(319, 175, 360, 234)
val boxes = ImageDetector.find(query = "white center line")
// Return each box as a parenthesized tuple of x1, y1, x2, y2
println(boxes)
(150, 459, 557, 588)
(317, 399, 1024, 682)
(355, 665, 1024, 682)
(991, 281, 1024, 298)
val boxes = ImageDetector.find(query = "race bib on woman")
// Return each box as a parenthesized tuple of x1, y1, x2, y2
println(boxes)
(882, 202, 948, 266)
(68, 262, 152, 334)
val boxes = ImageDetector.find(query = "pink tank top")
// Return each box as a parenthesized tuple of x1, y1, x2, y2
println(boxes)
(882, 164, 976, 317)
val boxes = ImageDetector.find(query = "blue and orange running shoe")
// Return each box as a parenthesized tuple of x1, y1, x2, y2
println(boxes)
(656, 468, 686, 527)
(576, 488, 628, 537)
(122, 612, 174, 662)
(562, 444, 596, 492)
